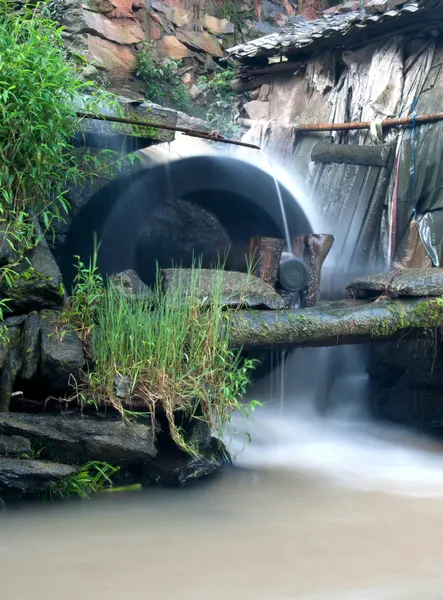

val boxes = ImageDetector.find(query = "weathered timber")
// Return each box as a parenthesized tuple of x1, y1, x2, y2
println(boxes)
(303, 234, 334, 307)
(310, 143, 390, 168)
(249, 237, 284, 286)
(237, 112, 443, 134)
(228, 298, 443, 350)
(76, 112, 261, 150)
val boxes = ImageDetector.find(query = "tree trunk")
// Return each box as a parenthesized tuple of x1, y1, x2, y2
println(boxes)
(228, 298, 443, 349)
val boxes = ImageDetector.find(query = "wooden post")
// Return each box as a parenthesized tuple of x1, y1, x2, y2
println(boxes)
(248, 236, 284, 287)
(303, 234, 335, 308)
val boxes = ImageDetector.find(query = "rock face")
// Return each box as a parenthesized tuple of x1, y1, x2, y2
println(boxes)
(347, 268, 443, 299)
(161, 268, 286, 310)
(0, 413, 157, 465)
(0, 457, 77, 500)
(45, 0, 296, 90)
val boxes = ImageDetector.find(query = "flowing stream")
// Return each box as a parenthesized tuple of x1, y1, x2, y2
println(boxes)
(3, 347, 443, 599)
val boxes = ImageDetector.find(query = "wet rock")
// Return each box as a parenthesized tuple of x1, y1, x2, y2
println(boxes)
(347, 268, 443, 299)
(39, 309, 84, 395)
(161, 269, 286, 310)
(0, 327, 23, 412)
(110, 270, 154, 299)
(4, 315, 27, 327)
(0, 457, 77, 499)
(149, 439, 228, 486)
(0, 435, 31, 456)
(0, 244, 65, 315)
(185, 420, 212, 453)
(20, 312, 41, 381)
(0, 413, 157, 465)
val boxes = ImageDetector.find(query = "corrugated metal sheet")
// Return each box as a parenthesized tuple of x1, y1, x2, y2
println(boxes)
(226, 3, 424, 61)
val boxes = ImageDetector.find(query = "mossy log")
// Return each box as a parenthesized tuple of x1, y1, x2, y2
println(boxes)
(228, 298, 443, 349)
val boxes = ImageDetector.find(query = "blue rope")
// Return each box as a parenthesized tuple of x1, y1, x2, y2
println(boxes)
(411, 96, 419, 217)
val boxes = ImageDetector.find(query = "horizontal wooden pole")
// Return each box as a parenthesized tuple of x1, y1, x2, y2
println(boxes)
(76, 111, 261, 150)
(228, 298, 443, 350)
(237, 112, 443, 134)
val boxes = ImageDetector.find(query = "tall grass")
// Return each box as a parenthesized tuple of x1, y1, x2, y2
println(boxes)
(87, 267, 257, 454)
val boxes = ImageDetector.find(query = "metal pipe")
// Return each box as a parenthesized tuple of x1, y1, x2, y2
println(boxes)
(237, 112, 443, 133)
(76, 111, 261, 150)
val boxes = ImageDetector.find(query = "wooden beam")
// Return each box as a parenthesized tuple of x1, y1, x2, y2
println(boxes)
(311, 142, 390, 167)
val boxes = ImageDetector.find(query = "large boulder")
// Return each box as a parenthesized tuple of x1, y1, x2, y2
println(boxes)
(347, 268, 443, 299)
(39, 309, 85, 395)
(0, 413, 157, 465)
(0, 244, 65, 315)
(161, 268, 286, 310)
(0, 457, 77, 500)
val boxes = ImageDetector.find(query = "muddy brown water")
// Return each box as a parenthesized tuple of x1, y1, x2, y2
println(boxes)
(2, 346, 443, 599)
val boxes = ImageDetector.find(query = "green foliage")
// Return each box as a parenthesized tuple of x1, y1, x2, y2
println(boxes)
(82, 265, 258, 455)
(63, 236, 105, 340)
(198, 66, 241, 138)
(0, 2, 84, 257)
(48, 461, 120, 500)
(134, 42, 191, 112)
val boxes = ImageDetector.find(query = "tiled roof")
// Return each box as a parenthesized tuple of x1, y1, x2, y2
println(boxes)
(226, 1, 436, 61)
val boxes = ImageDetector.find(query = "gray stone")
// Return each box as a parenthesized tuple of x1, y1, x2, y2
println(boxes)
(113, 373, 132, 400)
(40, 309, 85, 396)
(0, 457, 77, 499)
(4, 315, 27, 327)
(244, 100, 270, 120)
(0, 435, 31, 456)
(161, 269, 286, 310)
(148, 438, 227, 486)
(0, 327, 23, 412)
(0, 413, 157, 465)
(110, 270, 154, 299)
(0, 244, 65, 315)
(20, 312, 41, 381)
(347, 268, 443, 299)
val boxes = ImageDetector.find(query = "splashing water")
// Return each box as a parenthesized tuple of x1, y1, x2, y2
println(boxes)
(229, 346, 443, 498)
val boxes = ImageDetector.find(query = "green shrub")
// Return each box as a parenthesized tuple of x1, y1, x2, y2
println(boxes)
(198, 66, 241, 138)
(83, 266, 258, 455)
(134, 42, 191, 112)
